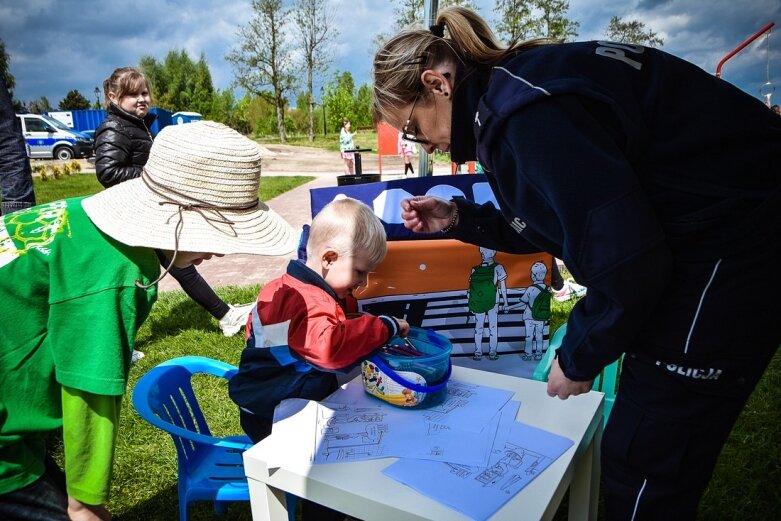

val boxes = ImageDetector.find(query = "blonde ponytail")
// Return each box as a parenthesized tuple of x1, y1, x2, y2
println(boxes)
(372, 6, 551, 126)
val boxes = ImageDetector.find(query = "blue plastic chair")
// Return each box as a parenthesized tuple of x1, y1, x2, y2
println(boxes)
(132, 356, 253, 521)
(531, 324, 623, 424)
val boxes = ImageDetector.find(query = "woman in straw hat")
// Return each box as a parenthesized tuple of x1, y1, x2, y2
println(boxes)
(0, 120, 296, 521)
(374, 6, 780, 520)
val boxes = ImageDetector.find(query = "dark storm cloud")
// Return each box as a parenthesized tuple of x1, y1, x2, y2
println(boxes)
(1, 0, 779, 108)
(1, 0, 247, 105)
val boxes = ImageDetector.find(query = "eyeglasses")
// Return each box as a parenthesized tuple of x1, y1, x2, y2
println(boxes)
(401, 92, 431, 145)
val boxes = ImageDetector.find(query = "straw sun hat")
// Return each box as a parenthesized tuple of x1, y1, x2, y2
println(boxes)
(83, 120, 297, 256)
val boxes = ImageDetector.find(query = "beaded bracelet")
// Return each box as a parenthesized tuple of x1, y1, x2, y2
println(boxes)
(441, 205, 459, 234)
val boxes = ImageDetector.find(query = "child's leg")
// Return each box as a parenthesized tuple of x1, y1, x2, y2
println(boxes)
(239, 410, 272, 444)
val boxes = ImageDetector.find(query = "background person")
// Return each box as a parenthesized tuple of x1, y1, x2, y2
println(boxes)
(374, 7, 781, 519)
(0, 75, 35, 215)
(95, 67, 254, 344)
(397, 130, 417, 175)
(338, 118, 357, 174)
(0, 121, 296, 521)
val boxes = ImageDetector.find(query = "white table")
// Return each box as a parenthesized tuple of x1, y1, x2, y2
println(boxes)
(243, 366, 604, 521)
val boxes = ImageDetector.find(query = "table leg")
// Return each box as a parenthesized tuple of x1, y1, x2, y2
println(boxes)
(354, 152, 362, 175)
(568, 407, 604, 521)
(248, 477, 290, 521)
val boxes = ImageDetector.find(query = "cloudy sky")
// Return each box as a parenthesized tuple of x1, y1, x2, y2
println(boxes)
(2, 0, 779, 108)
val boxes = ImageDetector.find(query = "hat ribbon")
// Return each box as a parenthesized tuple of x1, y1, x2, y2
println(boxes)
(135, 169, 259, 288)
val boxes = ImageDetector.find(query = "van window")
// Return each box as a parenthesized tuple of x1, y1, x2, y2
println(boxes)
(42, 115, 72, 131)
(24, 118, 52, 132)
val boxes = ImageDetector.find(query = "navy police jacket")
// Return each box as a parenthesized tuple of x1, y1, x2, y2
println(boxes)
(447, 41, 781, 381)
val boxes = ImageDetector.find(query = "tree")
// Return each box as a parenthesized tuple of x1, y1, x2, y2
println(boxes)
(242, 92, 278, 136)
(59, 90, 91, 110)
(322, 71, 358, 132)
(392, 0, 423, 30)
(0, 38, 14, 93)
(376, 0, 480, 53)
(139, 50, 215, 114)
(26, 96, 53, 114)
(139, 54, 165, 102)
(209, 88, 252, 134)
(493, 0, 532, 43)
(293, 0, 338, 142)
(190, 56, 215, 116)
(494, 0, 579, 42)
(390, 0, 478, 31)
(352, 84, 373, 128)
(227, 0, 298, 143)
(442, 0, 479, 12)
(604, 16, 664, 47)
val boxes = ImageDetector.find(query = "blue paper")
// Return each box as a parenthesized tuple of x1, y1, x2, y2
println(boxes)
(382, 421, 574, 520)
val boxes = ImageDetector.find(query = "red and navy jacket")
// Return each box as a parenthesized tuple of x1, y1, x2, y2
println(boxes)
(229, 260, 399, 421)
(447, 41, 781, 382)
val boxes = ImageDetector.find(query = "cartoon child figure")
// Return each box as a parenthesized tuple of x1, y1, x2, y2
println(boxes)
(467, 247, 508, 361)
(518, 261, 551, 361)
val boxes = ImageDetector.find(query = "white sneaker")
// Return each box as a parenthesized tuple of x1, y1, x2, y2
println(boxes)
(131, 350, 145, 363)
(552, 279, 587, 302)
(219, 303, 255, 337)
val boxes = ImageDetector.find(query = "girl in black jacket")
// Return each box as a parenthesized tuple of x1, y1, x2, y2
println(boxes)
(95, 67, 253, 340)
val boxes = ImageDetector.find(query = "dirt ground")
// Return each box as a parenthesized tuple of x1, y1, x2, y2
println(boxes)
(49, 143, 413, 177)
(258, 143, 419, 176)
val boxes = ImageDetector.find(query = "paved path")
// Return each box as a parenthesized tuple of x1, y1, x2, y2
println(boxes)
(157, 175, 335, 292)
(157, 159, 453, 292)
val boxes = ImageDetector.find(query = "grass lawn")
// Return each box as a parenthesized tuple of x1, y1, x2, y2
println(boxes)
(16, 165, 781, 519)
(256, 130, 454, 164)
(30, 172, 315, 206)
(48, 288, 780, 520)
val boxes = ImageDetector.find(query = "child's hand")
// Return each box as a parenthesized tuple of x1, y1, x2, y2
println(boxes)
(395, 318, 410, 337)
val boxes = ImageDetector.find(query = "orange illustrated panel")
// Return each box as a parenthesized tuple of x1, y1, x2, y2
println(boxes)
(356, 240, 553, 358)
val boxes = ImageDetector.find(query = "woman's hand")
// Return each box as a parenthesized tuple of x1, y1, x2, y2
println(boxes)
(68, 497, 112, 521)
(400, 196, 455, 233)
(546, 358, 593, 399)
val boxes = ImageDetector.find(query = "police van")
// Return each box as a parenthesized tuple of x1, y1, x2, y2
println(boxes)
(15, 113, 94, 160)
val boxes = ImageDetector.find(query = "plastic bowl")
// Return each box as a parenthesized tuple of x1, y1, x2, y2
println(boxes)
(361, 326, 452, 409)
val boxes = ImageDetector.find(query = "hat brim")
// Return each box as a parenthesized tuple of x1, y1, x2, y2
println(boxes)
(82, 178, 298, 256)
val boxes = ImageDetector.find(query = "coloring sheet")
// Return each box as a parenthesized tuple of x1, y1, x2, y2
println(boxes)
(382, 421, 574, 521)
(264, 382, 520, 468)
(310, 398, 517, 465)
(329, 380, 515, 432)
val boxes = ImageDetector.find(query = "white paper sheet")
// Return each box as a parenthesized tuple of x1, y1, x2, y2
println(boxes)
(382, 421, 574, 521)
(329, 380, 515, 432)
(265, 398, 318, 469)
(265, 380, 520, 468)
